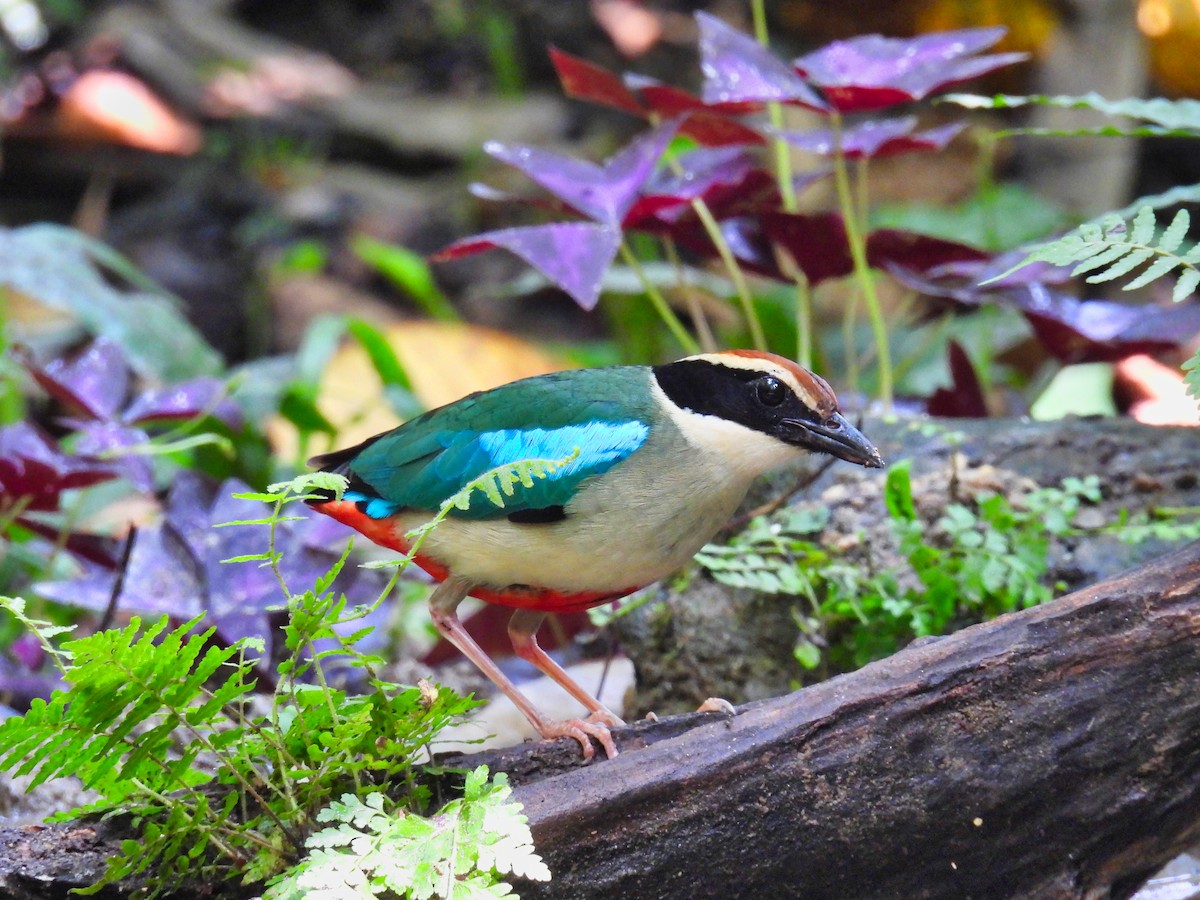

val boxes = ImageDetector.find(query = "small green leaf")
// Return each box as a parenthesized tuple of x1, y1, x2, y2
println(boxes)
(884, 461, 916, 523)
(1175, 268, 1200, 302)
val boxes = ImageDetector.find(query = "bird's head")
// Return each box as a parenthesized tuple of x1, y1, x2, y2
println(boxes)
(652, 350, 883, 474)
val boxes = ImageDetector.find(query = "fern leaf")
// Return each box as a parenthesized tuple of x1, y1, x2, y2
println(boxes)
(1068, 243, 1134, 277)
(993, 203, 1200, 298)
(1184, 352, 1200, 405)
(1086, 247, 1155, 283)
(1123, 254, 1182, 291)
(1130, 206, 1157, 244)
(1159, 209, 1190, 252)
(1176, 268, 1200, 301)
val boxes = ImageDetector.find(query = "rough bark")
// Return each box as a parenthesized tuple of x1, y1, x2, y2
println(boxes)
(2, 540, 1199, 898)
(508, 537, 1200, 900)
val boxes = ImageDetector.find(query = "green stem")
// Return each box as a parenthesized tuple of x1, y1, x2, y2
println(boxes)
(793, 276, 813, 369)
(662, 237, 717, 352)
(688, 200, 767, 350)
(751, 0, 796, 214)
(618, 242, 700, 355)
(830, 110, 892, 411)
(656, 135, 764, 351)
(842, 284, 861, 396)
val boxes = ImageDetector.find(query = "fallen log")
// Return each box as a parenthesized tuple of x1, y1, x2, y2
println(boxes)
(505, 537, 1200, 899)
(2, 539, 1199, 898)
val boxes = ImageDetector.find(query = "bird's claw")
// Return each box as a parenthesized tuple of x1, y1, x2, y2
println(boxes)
(540, 714, 620, 760)
(697, 697, 737, 716)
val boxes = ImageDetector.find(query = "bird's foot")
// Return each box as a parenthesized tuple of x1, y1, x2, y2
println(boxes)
(539, 712, 621, 761)
(697, 697, 737, 716)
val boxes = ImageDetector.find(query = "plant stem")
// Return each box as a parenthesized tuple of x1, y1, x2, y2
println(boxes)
(662, 237, 718, 352)
(794, 277, 813, 368)
(654, 121, 766, 350)
(618, 242, 700, 355)
(750, 0, 819, 367)
(751, 0, 797, 214)
(686, 201, 768, 350)
(830, 110, 892, 411)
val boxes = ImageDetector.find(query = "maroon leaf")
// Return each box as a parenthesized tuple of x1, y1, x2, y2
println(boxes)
(866, 230, 989, 273)
(793, 27, 1027, 113)
(927, 340, 988, 417)
(435, 223, 622, 310)
(678, 110, 768, 148)
(778, 118, 965, 159)
(14, 519, 120, 567)
(622, 76, 765, 147)
(0, 422, 118, 511)
(549, 46, 645, 116)
(483, 122, 677, 227)
(625, 146, 759, 226)
(22, 338, 129, 420)
(761, 212, 854, 284)
(696, 12, 829, 112)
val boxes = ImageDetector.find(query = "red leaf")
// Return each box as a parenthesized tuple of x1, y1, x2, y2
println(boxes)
(549, 46, 645, 116)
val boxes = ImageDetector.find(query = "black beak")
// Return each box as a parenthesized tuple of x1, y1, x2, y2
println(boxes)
(783, 411, 884, 469)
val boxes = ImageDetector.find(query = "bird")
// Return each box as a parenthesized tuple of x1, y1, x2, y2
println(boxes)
(307, 350, 883, 760)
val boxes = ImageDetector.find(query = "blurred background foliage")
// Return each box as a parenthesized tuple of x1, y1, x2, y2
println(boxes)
(1, 0, 1199, 715)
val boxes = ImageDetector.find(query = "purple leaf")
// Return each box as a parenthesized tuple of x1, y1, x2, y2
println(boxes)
(777, 118, 965, 159)
(0, 422, 118, 511)
(927, 340, 988, 417)
(484, 122, 677, 227)
(9, 633, 44, 671)
(119, 523, 207, 618)
(1019, 285, 1200, 363)
(22, 338, 129, 420)
(435, 223, 622, 310)
(35, 564, 120, 613)
(890, 260, 1200, 362)
(123, 377, 242, 429)
(793, 28, 1027, 112)
(162, 471, 221, 555)
(696, 12, 828, 111)
(71, 420, 154, 492)
(920, 250, 1075, 289)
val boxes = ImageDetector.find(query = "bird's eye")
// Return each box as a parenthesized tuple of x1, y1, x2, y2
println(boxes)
(756, 376, 786, 407)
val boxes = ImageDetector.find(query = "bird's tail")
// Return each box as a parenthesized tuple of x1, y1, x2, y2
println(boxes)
(305, 433, 386, 505)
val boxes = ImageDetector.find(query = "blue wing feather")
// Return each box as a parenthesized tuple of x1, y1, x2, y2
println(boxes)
(330, 367, 656, 521)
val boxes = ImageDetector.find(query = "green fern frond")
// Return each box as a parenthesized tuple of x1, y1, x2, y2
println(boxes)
(942, 92, 1200, 137)
(402, 449, 582, 559)
(1184, 352, 1200, 411)
(266, 767, 549, 900)
(0, 614, 253, 797)
(451, 448, 582, 513)
(992, 207, 1200, 302)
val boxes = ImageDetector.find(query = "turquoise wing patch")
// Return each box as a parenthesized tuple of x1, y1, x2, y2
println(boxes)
(349, 419, 649, 520)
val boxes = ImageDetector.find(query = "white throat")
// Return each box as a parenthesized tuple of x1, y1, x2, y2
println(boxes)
(649, 378, 801, 479)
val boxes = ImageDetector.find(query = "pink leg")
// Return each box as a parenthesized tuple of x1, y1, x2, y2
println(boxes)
(427, 578, 615, 760)
(507, 610, 625, 758)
